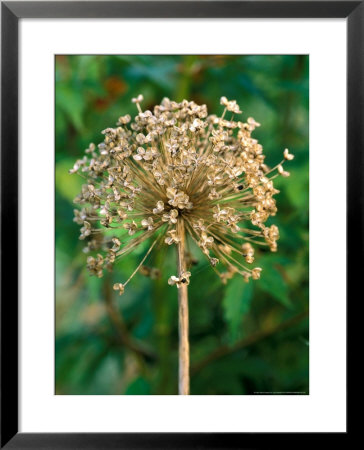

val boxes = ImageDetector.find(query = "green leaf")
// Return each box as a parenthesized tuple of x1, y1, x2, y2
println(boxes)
(223, 277, 253, 341)
(55, 159, 83, 203)
(258, 265, 291, 307)
(283, 163, 309, 212)
(125, 377, 151, 395)
(56, 85, 85, 132)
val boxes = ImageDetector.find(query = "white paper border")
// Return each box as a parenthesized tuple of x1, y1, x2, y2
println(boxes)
(20, 18, 346, 432)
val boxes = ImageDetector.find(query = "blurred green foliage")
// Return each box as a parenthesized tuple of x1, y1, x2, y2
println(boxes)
(56, 55, 309, 395)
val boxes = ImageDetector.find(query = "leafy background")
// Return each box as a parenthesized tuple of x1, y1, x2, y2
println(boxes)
(56, 55, 309, 395)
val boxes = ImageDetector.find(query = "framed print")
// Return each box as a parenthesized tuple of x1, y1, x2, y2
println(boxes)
(1, 1, 355, 447)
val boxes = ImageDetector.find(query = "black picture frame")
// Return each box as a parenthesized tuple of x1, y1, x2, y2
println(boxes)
(1, 1, 355, 448)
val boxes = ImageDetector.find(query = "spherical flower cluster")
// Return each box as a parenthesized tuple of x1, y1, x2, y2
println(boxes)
(71, 95, 293, 294)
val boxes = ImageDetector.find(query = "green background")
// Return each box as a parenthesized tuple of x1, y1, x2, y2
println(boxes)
(56, 55, 309, 395)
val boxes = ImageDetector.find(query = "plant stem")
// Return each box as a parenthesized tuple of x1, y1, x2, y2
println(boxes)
(177, 219, 190, 395)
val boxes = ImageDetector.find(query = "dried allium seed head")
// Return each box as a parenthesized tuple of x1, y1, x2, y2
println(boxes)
(71, 96, 293, 291)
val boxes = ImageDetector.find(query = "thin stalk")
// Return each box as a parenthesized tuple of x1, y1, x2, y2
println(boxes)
(177, 218, 190, 395)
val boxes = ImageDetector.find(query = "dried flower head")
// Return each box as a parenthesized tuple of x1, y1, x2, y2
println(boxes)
(71, 96, 293, 293)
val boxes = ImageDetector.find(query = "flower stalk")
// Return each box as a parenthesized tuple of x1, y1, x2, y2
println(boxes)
(177, 218, 189, 395)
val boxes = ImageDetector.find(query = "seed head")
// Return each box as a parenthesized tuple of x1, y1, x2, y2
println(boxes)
(71, 96, 292, 291)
